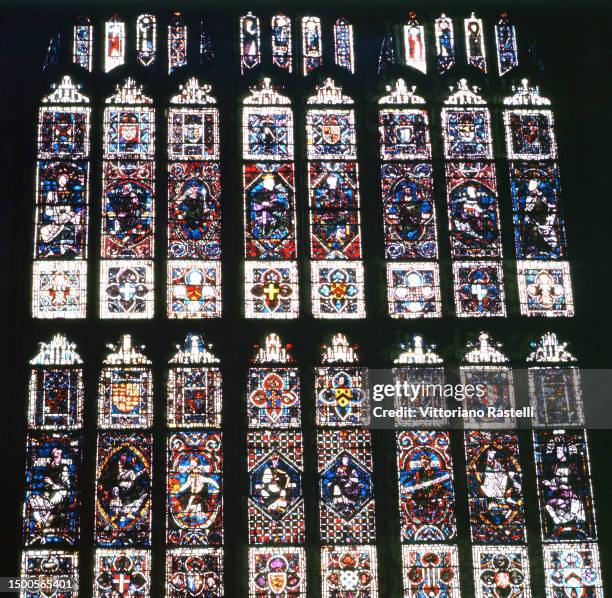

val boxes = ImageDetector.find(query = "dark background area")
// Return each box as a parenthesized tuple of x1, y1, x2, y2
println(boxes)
(0, 1, 610, 596)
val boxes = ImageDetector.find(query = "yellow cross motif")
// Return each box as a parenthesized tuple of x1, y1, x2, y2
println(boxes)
(263, 282, 280, 301)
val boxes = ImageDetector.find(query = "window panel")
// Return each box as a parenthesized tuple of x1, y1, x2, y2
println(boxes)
(23, 432, 81, 546)
(311, 261, 365, 319)
(321, 545, 378, 597)
(167, 431, 223, 545)
(249, 547, 306, 596)
(496, 13, 519, 76)
(308, 161, 361, 259)
(245, 261, 299, 318)
(32, 261, 88, 319)
(93, 549, 151, 596)
(402, 545, 460, 598)
(272, 15, 292, 72)
(397, 431, 457, 541)
(73, 18, 92, 71)
(302, 16, 322, 75)
(316, 334, 369, 426)
(94, 432, 152, 547)
(387, 262, 442, 318)
(318, 429, 376, 543)
(452, 261, 506, 317)
(516, 260, 574, 317)
(104, 17, 125, 72)
(334, 18, 354, 73)
(435, 15, 455, 74)
(247, 431, 305, 544)
(543, 543, 603, 597)
(243, 163, 297, 259)
(403, 14, 426, 73)
(21, 550, 78, 596)
(168, 13, 188, 74)
(465, 431, 526, 543)
(465, 13, 487, 72)
(167, 333, 222, 428)
(472, 546, 531, 597)
(240, 13, 261, 73)
(136, 14, 156, 67)
(166, 548, 224, 597)
(446, 162, 502, 259)
(534, 429, 597, 542)
(509, 162, 566, 259)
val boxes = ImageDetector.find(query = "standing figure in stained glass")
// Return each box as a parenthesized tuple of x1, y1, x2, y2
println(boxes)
(28, 446, 70, 534)
(541, 453, 586, 531)
(249, 173, 291, 246)
(322, 453, 369, 520)
(97, 448, 150, 533)
(254, 453, 297, 519)
(522, 178, 560, 256)
(174, 455, 220, 522)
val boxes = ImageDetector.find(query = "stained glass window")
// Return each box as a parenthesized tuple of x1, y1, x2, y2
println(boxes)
(403, 13, 426, 73)
(272, 14, 292, 72)
(527, 332, 584, 427)
(93, 549, 151, 596)
(496, 12, 519, 76)
(95, 432, 152, 547)
(533, 429, 597, 542)
(104, 16, 125, 73)
(435, 14, 455, 73)
(302, 16, 322, 75)
(168, 78, 221, 318)
(443, 81, 505, 317)
(504, 80, 574, 319)
(543, 543, 604, 597)
(167, 431, 223, 545)
(247, 334, 304, 545)
(243, 79, 298, 319)
(393, 336, 446, 427)
(166, 548, 224, 597)
(136, 14, 156, 67)
(248, 333, 300, 428)
(334, 17, 354, 73)
(22, 551, 78, 593)
(168, 12, 188, 74)
(248, 430, 305, 544)
(472, 546, 531, 597)
(318, 429, 376, 543)
(460, 332, 515, 427)
(516, 260, 574, 317)
(98, 335, 152, 429)
(379, 80, 441, 318)
(33, 76, 90, 319)
(72, 17, 92, 71)
(23, 432, 81, 546)
(28, 334, 83, 430)
(465, 430, 526, 543)
(100, 79, 155, 318)
(316, 334, 368, 426)
(401, 545, 460, 597)
(397, 431, 457, 541)
(321, 546, 378, 597)
(249, 547, 306, 596)
(240, 13, 261, 74)
(465, 12, 487, 72)
(307, 79, 365, 318)
(168, 333, 222, 428)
